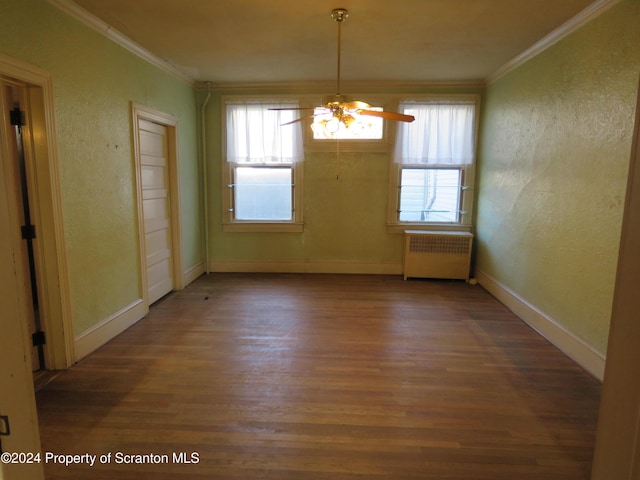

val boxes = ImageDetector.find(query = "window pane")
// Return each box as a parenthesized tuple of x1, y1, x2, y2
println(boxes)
(235, 167, 292, 220)
(399, 168, 461, 222)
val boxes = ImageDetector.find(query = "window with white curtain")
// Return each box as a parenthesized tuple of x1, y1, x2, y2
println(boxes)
(388, 97, 478, 230)
(223, 98, 305, 232)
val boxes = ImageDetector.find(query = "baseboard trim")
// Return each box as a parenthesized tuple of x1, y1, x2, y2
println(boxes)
(475, 269, 606, 381)
(183, 262, 205, 286)
(73, 299, 147, 361)
(209, 260, 403, 276)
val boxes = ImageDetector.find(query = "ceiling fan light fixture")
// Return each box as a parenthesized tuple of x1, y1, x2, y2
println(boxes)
(325, 118, 341, 133)
(340, 113, 357, 128)
(311, 118, 341, 136)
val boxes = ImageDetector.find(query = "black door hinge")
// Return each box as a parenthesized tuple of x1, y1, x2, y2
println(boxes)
(32, 331, 46, 347)
(0, 415, 10, 454)
(10, 107, 25, 126)
(21, 224, 36, 240)
(0, 415, 9, 436)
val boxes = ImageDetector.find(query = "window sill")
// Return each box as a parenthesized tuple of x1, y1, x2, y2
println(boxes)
(223, 222, 304, 233)
(386, 223, 472, 234)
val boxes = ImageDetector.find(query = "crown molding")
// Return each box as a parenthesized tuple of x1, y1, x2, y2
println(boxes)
(194, 79, 485, 92)
(47, 0, 620, 91)
(46, 0, 195, 86)
(486, 0, 624, 84)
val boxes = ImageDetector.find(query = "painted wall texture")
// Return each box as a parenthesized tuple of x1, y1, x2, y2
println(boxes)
(203, 87, 481, 271)
(0, 0, 201, 334)
(475, 0, 640, 354)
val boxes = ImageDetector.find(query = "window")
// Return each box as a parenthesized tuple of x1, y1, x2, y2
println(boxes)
(388, 98, 477, 231)
(311, 106, 384, 140)
(399, 167, 462, 223)
(303, 96, 393, 153)
(223, 98, 304, 232)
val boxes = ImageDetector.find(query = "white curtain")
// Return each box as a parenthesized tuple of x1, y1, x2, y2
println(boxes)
(393, 101, 476, 165)
(226, 99, 305, 164)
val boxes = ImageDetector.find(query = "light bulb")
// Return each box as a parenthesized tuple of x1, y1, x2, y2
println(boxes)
(325, 118, 340, 133)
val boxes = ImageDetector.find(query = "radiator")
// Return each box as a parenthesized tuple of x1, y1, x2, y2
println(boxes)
(403, 230, 473, 281)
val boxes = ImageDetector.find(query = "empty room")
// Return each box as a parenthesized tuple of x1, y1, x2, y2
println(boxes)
(0, 0, 639, 479)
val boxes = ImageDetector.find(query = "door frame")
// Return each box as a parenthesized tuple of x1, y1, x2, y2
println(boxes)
(590, 79, 640, 479)
(131, 103, 184, 309)
(0, 53, 74, 370)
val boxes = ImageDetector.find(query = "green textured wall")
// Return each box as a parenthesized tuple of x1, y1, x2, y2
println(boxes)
(0, 0, 201, 334)
(203, 86, 481, 270)
(476, 0, 640, 354)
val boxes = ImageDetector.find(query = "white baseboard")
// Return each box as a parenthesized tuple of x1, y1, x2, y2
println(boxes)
(475, 269, 606, 381)
(183, 261, 205, 286)
(209, 260, 403, 276)
(73, 299, 147, 361)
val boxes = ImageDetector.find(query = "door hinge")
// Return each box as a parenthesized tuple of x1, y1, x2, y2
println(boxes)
(32, 331, 46, 347)
(0, 415, 10, 436)
(0, 415, 9, 454)
(21, 224, 36, 240)
(10, 107, 25, 126)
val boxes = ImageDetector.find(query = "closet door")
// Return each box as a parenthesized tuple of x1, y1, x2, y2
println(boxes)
(138, 118, 174, 304)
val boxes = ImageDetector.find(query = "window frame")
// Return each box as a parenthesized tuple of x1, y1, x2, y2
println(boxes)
(222, 96, 304, 233)
(387, 94, 480, 234)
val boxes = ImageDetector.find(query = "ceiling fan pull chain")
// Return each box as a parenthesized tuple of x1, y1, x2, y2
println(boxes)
(336, 137, 340, 180)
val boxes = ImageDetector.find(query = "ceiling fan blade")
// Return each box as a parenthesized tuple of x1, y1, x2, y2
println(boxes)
(268, 107, 317, 111)
(280, 114, 317, 126)
(356, 109, 415, 122)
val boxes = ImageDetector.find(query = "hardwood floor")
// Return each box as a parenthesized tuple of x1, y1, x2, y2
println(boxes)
(36, 273, 601, 479)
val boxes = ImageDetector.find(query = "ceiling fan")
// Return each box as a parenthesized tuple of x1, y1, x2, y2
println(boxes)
(270, 8, 415, 131)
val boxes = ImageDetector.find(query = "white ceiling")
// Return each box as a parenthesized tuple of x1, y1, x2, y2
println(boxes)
(68, 0, 599, 85)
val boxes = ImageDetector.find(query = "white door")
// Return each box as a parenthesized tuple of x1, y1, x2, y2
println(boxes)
(0, 129, 45, 480)
(138, 119, 174, 304)
(1, 81, 42, 372)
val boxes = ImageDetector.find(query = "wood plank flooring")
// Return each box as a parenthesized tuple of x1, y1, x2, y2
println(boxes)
(36, 273, 601, 479)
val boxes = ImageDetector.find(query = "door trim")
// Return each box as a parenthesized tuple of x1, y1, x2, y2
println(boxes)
(590, 77, 640, 480)
(0, 53, 74, 369)
(132, 103, 184, 309)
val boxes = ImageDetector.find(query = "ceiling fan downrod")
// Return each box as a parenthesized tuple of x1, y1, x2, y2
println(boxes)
(269, 7, 414, 128)
(331, 8, 349, 100)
